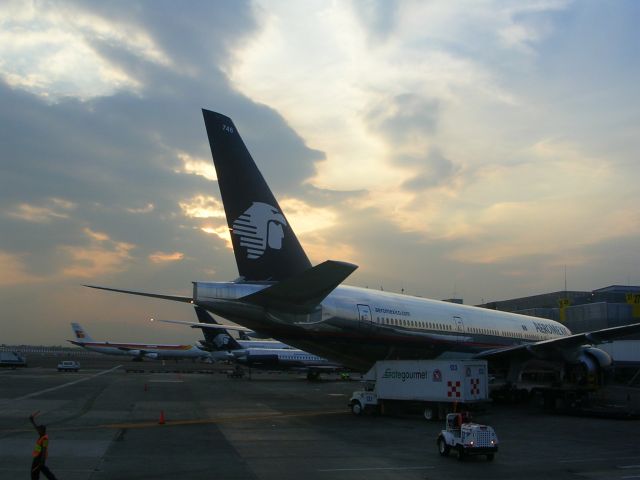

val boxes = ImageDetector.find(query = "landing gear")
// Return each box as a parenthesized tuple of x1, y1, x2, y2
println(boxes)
(306, 371, 320, 381)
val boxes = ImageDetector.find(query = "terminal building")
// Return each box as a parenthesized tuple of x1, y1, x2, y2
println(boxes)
(478, 285, 640, 365)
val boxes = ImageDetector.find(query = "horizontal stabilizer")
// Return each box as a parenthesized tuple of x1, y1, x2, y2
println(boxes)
(240, 260, 358, 313)
(84, 285, 193, 303)
(153, 318, 252, 332)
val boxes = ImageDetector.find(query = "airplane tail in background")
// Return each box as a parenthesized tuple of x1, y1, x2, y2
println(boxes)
(194, 307, 242, 351)
(71, 323, 94, 343)
(202, 109, 312, 281)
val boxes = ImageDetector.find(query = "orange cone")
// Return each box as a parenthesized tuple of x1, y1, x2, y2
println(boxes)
(158, 410, 166, 425)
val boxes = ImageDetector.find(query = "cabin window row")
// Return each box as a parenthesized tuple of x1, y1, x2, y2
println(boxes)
(376, 317, 453, 331)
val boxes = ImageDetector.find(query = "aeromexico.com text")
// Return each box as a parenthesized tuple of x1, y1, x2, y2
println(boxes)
(382, 368, 429, 382)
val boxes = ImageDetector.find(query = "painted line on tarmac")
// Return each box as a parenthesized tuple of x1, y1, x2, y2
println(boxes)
(318, 466, 435, 472)
(98, 409, 348, 430)
(559, 456, 640, 465)
(0, 365, 122, 405)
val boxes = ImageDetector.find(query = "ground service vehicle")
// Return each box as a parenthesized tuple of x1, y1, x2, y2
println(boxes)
(57, 360, 80, 372)
(349, 360, 489, 420)
(0, 351, 27, 368)
(437, 412, 498, 461)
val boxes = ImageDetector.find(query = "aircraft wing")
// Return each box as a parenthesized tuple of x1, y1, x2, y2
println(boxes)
(476, 321, 640, 361)
(152, 319, 253, 332)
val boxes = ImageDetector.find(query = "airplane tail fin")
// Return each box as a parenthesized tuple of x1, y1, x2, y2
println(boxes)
(71, 323, 94, 342)
(194, 307, 242, 351)
(202, 109, 312, 281)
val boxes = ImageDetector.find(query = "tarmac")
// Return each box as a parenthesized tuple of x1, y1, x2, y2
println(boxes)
(1, 355, 639, 480)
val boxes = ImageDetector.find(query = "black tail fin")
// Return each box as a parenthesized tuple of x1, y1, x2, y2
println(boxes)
(194, 307, 242, 351)
(202, 109, 312, 281)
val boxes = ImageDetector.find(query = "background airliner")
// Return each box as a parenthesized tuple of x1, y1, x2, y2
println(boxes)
(87, 109, 640, 383)
(68, 323, 210, 361)
(160, 307, 344, 378)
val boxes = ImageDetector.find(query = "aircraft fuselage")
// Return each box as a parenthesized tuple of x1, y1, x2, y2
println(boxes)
(193, 281, 570, 371)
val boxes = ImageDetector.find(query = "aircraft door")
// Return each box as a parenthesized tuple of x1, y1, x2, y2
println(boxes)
(357, 304, 373, 330)
(453, 315, 464, 342)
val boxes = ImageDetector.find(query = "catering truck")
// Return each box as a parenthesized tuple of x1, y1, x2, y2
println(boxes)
(349, 360, 489, 420)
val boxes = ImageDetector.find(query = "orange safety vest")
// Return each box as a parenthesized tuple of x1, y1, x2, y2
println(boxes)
(32, 434, 48, 459)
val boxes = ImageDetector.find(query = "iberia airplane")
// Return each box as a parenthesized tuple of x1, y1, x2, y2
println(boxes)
(68, 323, 210, 361)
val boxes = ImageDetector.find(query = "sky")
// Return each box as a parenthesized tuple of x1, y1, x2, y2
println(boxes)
(1, 0, 639, 345)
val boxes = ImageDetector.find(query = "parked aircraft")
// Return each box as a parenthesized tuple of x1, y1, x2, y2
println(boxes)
(161, 307, 344, 378)
(68, 323, 209, 361)
(86, 109, 640, 381)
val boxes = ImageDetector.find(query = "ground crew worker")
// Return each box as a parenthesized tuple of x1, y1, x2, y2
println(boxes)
(29, 412, 58, 480)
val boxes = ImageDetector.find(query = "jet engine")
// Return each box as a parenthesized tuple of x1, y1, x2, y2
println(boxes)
(143, 352, 159, 360)
(567, 346, 613, 385)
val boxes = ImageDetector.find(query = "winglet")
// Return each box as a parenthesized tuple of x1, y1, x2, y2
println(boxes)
(240, 260, 358, 313)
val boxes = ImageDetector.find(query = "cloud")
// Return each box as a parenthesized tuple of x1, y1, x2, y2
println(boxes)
(175, 152, 217, 181)
(59, 228, 135, 278)
(148, 251, 185, 263)
(7, 197, 76, 222)
(0, 0, 173, 100)
(1, 1, 639, 345)
(179, 195, 225, 219)
(0, 251, 44, 286)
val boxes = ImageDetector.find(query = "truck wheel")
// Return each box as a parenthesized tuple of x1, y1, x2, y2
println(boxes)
(423, 406, 436, 421)
(437, 437, 450, 457)
(457, 446, 465, 461)
(351, 401, 363, 416)
(486, 453, 495, 461)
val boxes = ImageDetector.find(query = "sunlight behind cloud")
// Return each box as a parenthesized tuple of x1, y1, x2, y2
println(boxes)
(201, 225, 232, 249)
(0, 1, 171, 100)
(176, 152, 218, 181)
(179, 195, 225, 219)
(149, 251, 185, 263)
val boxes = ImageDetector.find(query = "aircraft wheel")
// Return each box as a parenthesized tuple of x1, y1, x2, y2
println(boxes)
(351, 401, 363, 416)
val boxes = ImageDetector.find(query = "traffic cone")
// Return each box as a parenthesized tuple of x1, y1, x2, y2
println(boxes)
(158, 410, 166, 425)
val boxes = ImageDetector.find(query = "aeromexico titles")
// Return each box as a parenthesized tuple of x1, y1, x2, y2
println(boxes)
(86, 109, 640, 378)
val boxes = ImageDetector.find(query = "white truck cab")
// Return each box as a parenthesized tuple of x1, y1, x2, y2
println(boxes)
(437, 412, 498, 461)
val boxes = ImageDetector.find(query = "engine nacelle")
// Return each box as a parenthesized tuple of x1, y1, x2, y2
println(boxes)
(577, 346, 613, 374)
(567, 346, 613, 386)
(143, 352, 159, 359)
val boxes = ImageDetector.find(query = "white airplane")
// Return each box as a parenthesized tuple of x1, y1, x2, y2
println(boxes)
(68, 323, 210, 361)
(86, 109, 640, 383)
(159, 307, 344, 378)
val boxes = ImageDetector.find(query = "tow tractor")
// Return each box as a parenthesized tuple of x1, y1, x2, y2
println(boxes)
(437, 412, 498, 461)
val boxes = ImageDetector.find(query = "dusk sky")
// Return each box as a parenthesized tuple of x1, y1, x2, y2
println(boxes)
(1, 1, 639, 345)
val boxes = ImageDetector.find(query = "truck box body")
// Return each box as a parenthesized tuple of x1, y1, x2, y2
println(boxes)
(0, 351, 27, 368)
(365, 360, 488, 403)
